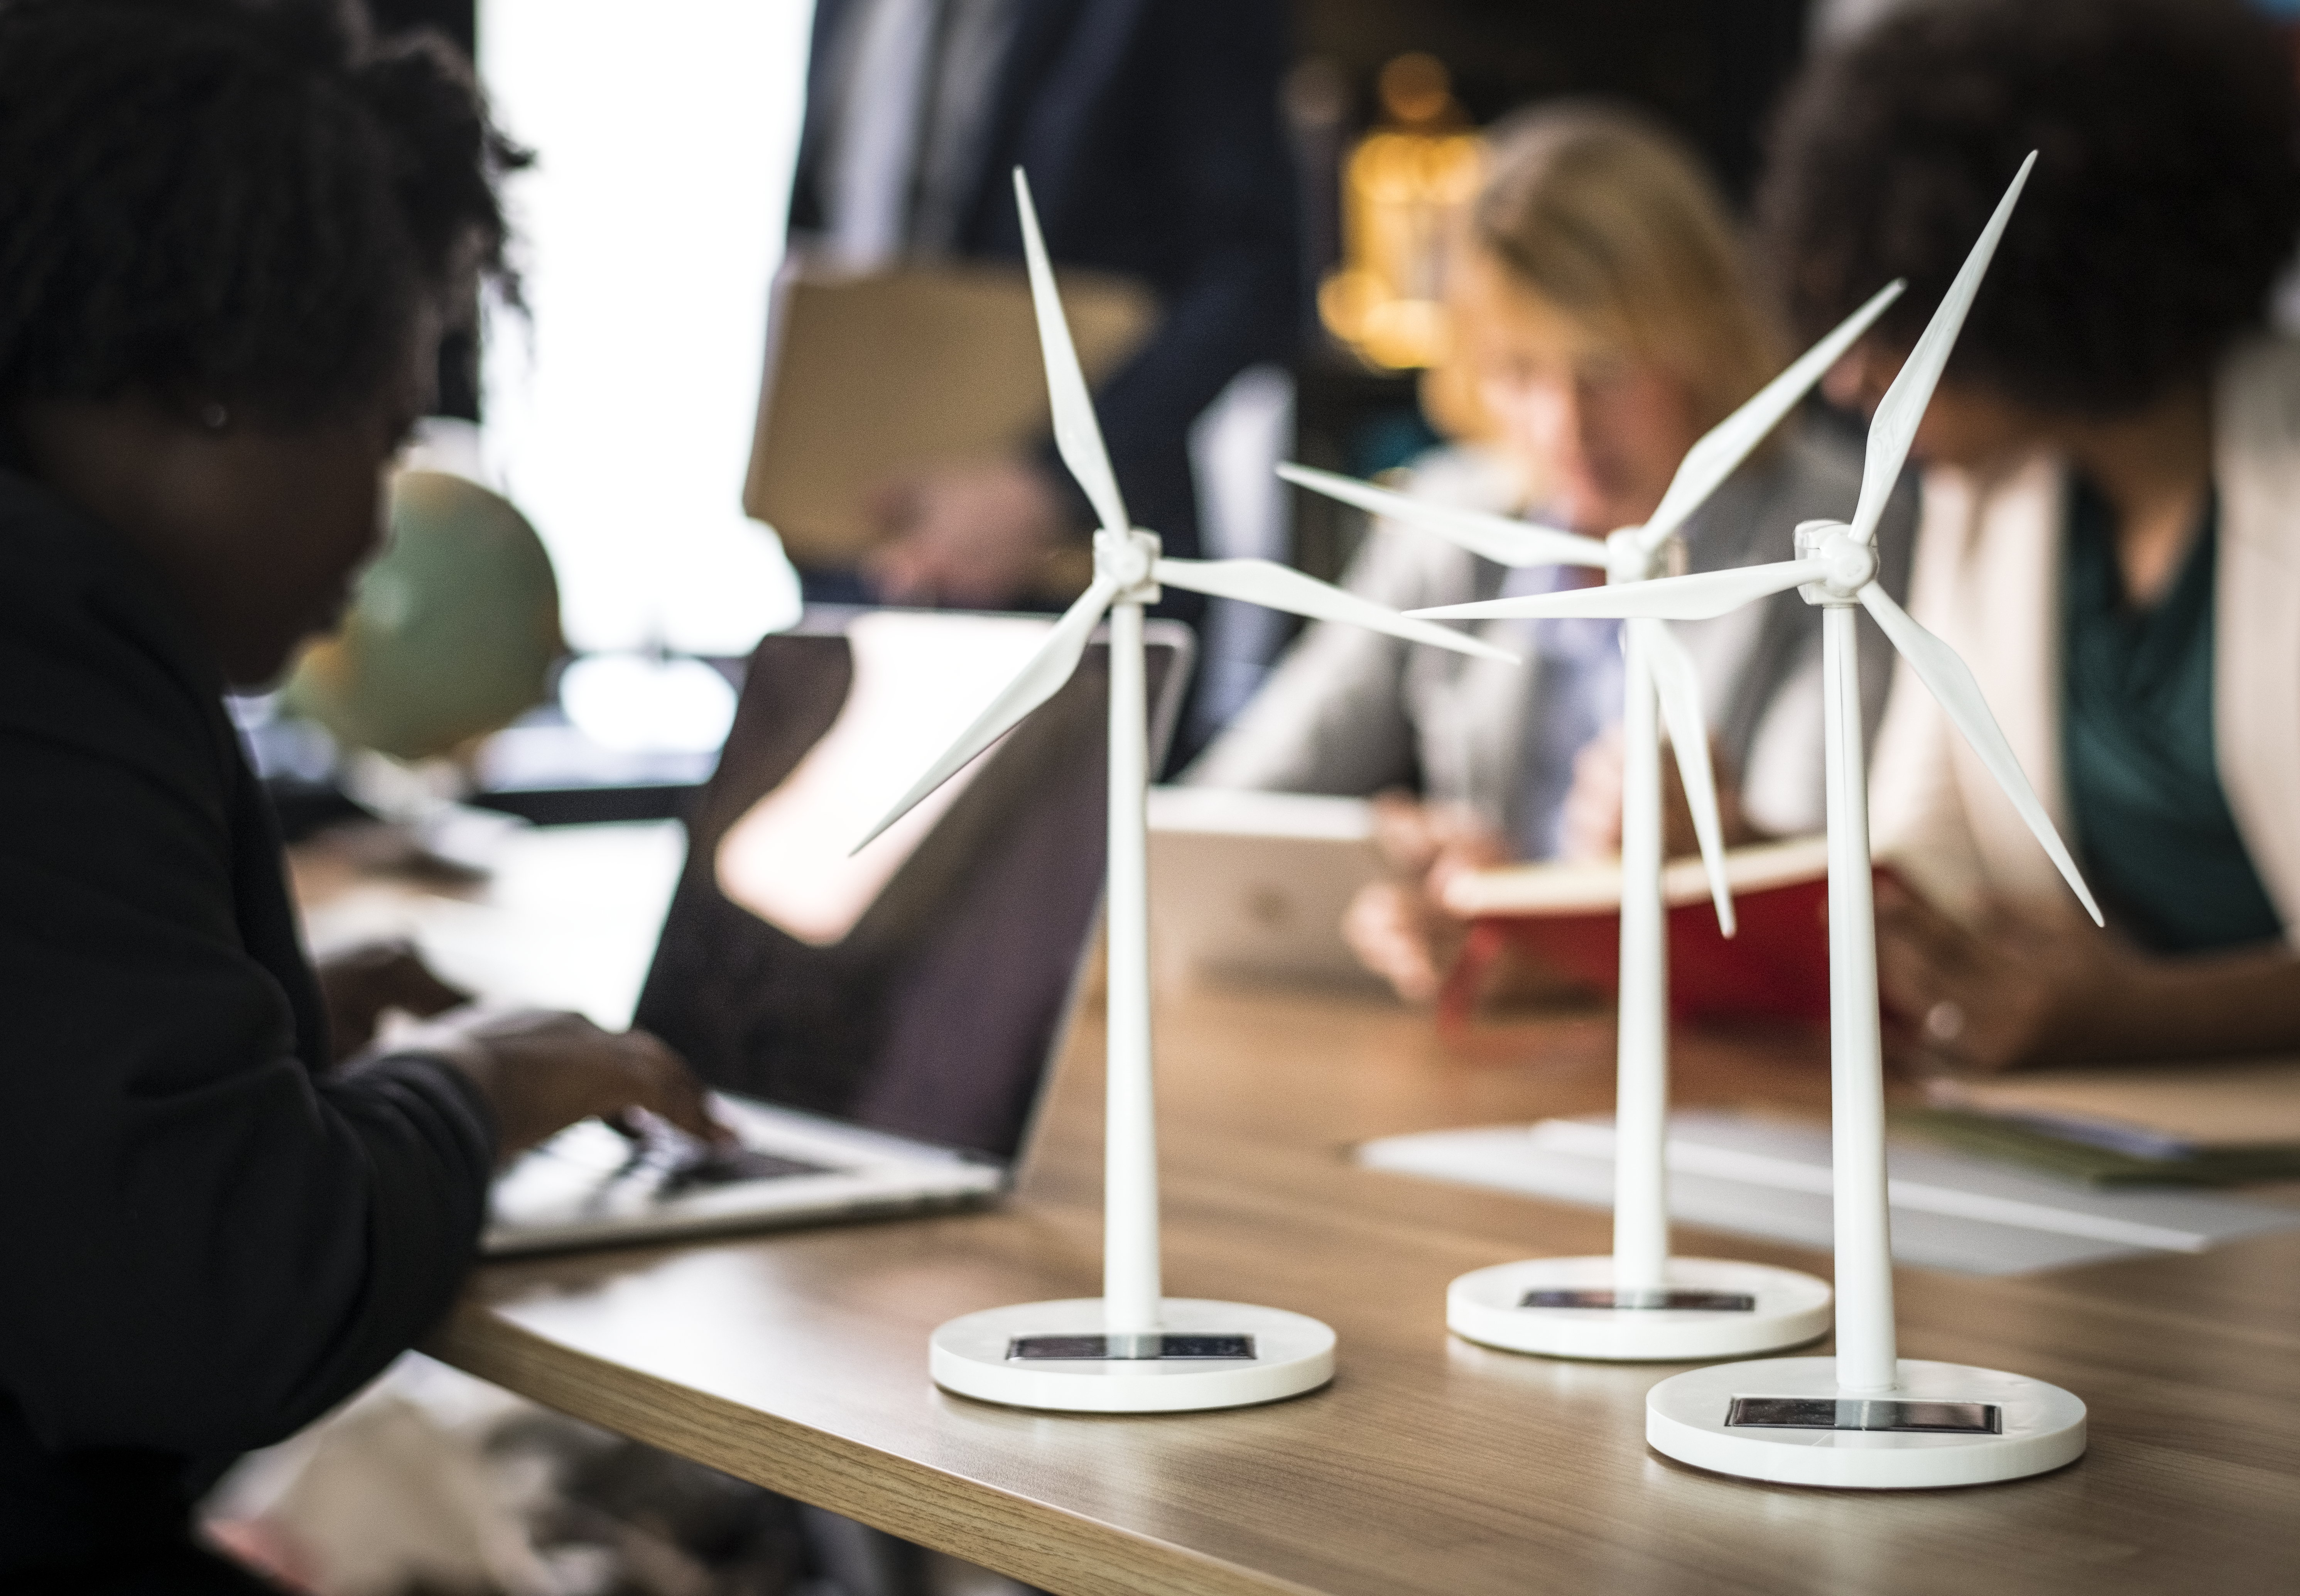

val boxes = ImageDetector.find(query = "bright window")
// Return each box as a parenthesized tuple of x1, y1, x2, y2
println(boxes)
(476, 0, 814, 655)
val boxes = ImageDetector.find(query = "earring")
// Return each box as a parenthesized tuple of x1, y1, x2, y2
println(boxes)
(200, 401, 229, 432)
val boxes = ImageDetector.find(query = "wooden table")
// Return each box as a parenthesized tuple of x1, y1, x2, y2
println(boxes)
(424, 979, 2300, 1596)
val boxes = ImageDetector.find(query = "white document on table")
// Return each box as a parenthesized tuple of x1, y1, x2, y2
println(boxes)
(1358, 1110, 2300, 1275)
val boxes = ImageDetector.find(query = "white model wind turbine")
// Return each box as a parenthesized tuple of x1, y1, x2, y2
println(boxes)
(866, 170, 1512, 1414)
(1277, 282, 1903, 1361)
(1412, 153, 2099, 1486)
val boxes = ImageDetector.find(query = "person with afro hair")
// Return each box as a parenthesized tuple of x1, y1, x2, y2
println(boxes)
(0, 3, 719, 1588)
(1757, 0, 2300, 1072)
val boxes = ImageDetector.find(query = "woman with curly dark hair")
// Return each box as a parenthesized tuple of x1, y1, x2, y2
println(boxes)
(1758, 0, 2300, 1072)
(0, 3, 717, 1588)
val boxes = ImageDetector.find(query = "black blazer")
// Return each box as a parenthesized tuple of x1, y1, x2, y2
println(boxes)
(788, 0, 1302, 568)
(0, 471, 493, 1581)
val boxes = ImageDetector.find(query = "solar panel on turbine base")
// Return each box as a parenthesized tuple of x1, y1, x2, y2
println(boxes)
(1648, 1359, 2085, 1489)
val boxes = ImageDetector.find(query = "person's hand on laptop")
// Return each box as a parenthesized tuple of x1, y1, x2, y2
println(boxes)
(358, 1007, 729, 1163)
(1343, 793, 1509, 1004)
(863, 456, 1070, 608)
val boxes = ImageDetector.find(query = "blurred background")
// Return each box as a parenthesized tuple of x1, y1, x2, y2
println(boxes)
(239, 0, 2300, 841)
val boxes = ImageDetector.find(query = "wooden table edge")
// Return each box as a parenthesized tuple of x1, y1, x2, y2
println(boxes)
(423, 1299, 1327, 1596)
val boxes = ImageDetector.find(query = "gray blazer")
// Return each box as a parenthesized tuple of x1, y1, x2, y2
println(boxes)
(1187, 422, 1918, 847)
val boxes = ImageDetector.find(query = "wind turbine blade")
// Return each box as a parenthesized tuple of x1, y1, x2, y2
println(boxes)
(1410, 558, 1827, 623)
(1856, 581, 2102, 924)
(1849, 152, 2037, 548)
(1276, 463, 1607, 569)
(1013, 168, 1129, 536)
(853, 576, 1119, 853)
(1639, 618, 1736, 937)
(1153, 557, 1517, 663)
(1640, 279, 1907, 553)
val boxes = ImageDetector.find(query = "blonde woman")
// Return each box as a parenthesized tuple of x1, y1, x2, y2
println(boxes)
(1188, 102, 1917, 1000)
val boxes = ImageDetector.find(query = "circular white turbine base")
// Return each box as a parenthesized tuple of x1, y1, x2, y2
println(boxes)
(1647, 1356, 2086, 1488)
(930, 1298, 1336, 1413)
(1448, 1256, 1833, 1361)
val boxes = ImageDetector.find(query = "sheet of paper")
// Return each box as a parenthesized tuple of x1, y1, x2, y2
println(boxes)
(1357, 1110, 2300, 1275)
(1443, 834, 1830, 916)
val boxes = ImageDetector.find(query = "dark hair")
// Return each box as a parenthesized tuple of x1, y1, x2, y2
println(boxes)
(0, 0, 527, 426)
(1756, 0, 2300, 419)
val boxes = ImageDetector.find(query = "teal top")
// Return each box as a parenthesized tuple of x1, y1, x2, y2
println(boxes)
(2062, 476, 2283, 953)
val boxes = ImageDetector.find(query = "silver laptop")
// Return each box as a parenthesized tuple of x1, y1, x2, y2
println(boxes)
(1146, 786, 1386, 990)
(485, 606, 1192, 1255)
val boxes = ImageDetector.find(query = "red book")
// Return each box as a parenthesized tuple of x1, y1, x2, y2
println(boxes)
(1436, 837, 1884, 1032)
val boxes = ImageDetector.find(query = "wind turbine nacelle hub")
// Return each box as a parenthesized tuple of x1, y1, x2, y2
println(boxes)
(1793, 520, 1876, 606)
(1604, 527, 1683, 585)
(1095, 527, 1163, 601)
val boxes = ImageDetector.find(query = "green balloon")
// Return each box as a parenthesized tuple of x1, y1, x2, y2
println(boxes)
(283, 471, 562, 762)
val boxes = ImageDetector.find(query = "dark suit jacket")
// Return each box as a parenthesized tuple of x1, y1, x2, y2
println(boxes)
(0, 470, 494, 1582)
(788, 0, 1301, 574)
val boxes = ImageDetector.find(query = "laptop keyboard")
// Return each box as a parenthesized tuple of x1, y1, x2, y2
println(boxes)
(486, 1116, 875, 1247)
(657, 1143, 834, 1196)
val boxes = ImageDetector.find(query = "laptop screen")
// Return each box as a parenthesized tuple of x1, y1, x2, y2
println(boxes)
(633, 608, 1190, 1164)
